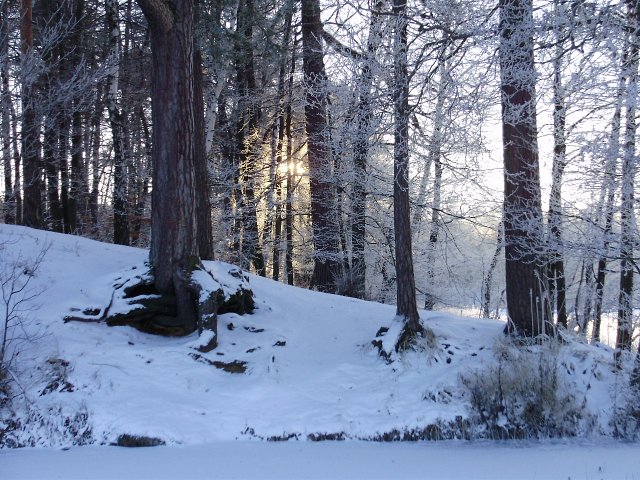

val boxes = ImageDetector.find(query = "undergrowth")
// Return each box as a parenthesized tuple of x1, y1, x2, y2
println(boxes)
(460, 337, 596, 439)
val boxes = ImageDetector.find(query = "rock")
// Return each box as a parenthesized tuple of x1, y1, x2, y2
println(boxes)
(102, 262, 255, 340)
(112, 434, 165, 447)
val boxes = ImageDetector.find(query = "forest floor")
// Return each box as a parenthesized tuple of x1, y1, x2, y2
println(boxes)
(1, 224, 639, 479)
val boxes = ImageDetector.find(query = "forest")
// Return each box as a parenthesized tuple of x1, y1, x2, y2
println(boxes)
(2, 0, 640, 457)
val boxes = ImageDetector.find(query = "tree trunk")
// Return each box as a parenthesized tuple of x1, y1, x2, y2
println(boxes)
(591, 43, 628, 342)
(423, 154, 442, 311)
(58, 113, 71, 233)
(106, 0, 130, 245)
(271, 3, 294, 282)
(482, 222, 503, 319)
(351, 0, 383, 299)
(499, 0, 548, 337)
(234, 0, 265, 275)
(1, 0, 15, 224)
(43, 111, 62, 232)
(21, 0, 43, 229)
(411, 41, 447, 237)
(547, 7, 568, 328)
(67, 0, 86, 234)
(130, 105, 151, 245)
(301, 0, 340, 292)
(194, 46, 213, 261)
(615, 0, 639, 365)
(138, 0, 203, 333)
(10, 96, 22, 225)
(69, 105, 84, 233)
(284, 44, 296, 286)
(89, 83, 104, 235)
(393, 0, 423, 350)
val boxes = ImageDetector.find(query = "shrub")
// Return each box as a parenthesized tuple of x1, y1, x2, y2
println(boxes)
(1, 404, 92, 448)
(460, 338, 593, 439)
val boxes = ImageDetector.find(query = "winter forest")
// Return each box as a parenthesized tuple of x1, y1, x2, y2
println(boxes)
(2, 0, 640, 472)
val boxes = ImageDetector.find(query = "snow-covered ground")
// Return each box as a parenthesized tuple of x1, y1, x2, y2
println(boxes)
(4, 440, 640, 480)
(1, 224, 639, 478)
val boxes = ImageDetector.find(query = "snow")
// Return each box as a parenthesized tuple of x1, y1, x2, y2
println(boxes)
(3, 440, 640, 479)
(1, 224, 639, 477)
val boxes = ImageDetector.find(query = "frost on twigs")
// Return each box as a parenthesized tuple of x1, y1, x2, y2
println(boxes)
(65, 261, 254, 342)
(0, 238, 48, 416)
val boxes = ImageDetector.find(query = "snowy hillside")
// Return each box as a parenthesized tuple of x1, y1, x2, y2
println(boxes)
(2, 224, 640, 479)
(0, 223, 633, 449)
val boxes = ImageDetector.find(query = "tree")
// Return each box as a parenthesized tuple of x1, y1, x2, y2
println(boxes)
(106, 0, 130, 245)
(350, 0, 384, 298)
(392, 0, 424, 350)
(546, 0, 568, 328)
(592, 40, 627, 342)
(270, 0, 295, 283)
(499, 0, 548, 337)
(1, 0, 15, 225)
(421, 44, 448, 311)
(615, 0, 639, 364)
(233, 0, 266, 275)
(136, 0, 211, 332)
(20, 0, 43, 229)
(301, 0, 341, 292)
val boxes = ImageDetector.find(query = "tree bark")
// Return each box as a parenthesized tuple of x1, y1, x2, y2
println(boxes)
(21, 0, 43, 229)
(271, 2, 295, 282)
(43, 109, 62, 231)
(499, 0, 548, 337)
(1, 0, 15, 224)
(89, 83, 104, 235)
(58, 113, 71, 233)
(284, 43, 296, 286)
(9, 94, 22, 225)
(301, 0, 341, 292)
(423, 155, 442, 311)
(482, 222, 503, 318)
(138, 0, 204, 333)
(69, 105, 84, 233)
(615, 0, 639, 365)
(351, 0, 383, 299)
(67, 0, 86, 234)
(547, 12, 568, 328)
(194, 46, 213, 260)
(592, 51, 627, 342)
(393, 0, 423, 350)
(234, 0, 265, 275)
(106, 0, 130, 245)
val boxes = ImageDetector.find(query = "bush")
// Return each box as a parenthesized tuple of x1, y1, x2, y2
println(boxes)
(1, 404, 93, 448)
(1, 241, 48, 384)
(610, 365, 640, 439)
(334, 265, 366, 299)
(460, 338, 593, 439)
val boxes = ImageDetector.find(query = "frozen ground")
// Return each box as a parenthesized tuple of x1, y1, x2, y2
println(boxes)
(3, 440, 640, 479)
(1, 224, 639, 478)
